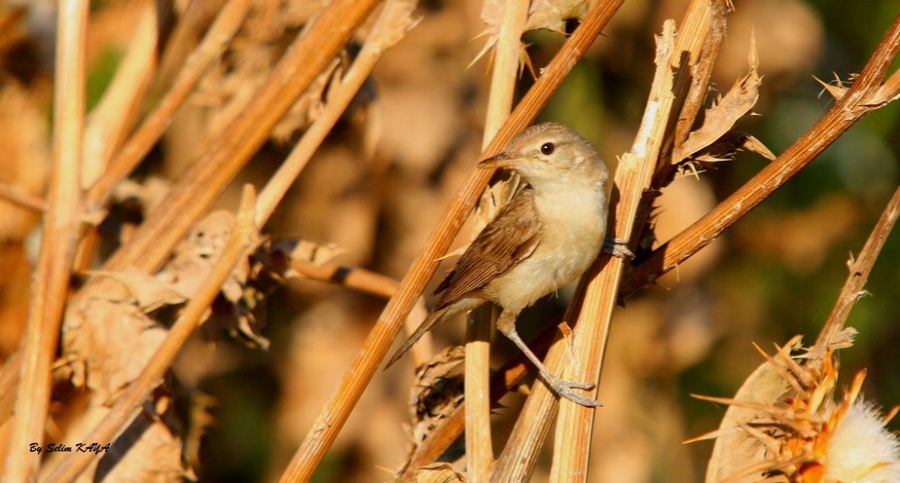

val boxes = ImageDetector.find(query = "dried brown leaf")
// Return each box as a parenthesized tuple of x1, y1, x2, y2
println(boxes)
(259, 238, 344, 279)
(673, 34, 764, 164)
(525, 0, 590, 33)
(158, 210, 251, 301)
(63, 278, 169, 403)
(91, 268, 186, 312)
(689, 131, 776, 163)
(408, 346, 466, 449)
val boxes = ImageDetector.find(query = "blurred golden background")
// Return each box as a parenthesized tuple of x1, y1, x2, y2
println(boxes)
(0, 0, 897, 481)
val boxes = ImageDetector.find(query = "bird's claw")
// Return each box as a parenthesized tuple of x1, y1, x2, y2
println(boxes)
(546, 376, 602, 407)
(602, 237, 635, 260)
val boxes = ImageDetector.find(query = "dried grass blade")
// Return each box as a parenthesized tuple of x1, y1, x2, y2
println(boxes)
(1, 1, 87, 480)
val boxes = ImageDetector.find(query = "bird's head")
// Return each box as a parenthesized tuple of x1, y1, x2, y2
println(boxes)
(478, 122, 608, 190)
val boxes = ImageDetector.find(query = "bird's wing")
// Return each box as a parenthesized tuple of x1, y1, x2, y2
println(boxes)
(433, 188, 543, 307)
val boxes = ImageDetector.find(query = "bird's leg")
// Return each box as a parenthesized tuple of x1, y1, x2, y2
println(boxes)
(602, 237, 634, 259)
(495, 310, 602, 407)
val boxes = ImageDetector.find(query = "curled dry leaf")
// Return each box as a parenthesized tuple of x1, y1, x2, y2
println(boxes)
(90, 268, 186, 312)
(368, 0, 421, 52)
(63, 277, 170, 403)
(399, 346, 466, 476)
(672, 33, 767, 165)
(687, 131, 776, 163)
(159, 210, 252, 301)
(93, 394, 192, 481)
(695, 337, 797, 481)
(258, 238, 345, 280)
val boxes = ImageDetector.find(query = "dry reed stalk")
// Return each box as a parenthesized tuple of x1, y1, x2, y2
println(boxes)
(278, 1, 626, 479)
(464, 1, 530, 478)
(550, 20, 681, 482)
(42, 185, 259, 482)
(72, 4, 158, 273)
(100, 0, 380, 274)
(1, 1, 88, 480)
(80, 4, 157, 188)
(812, 184, 900, 352)
(0, 178, 45, 212)
(0, 350, 22, 427)
(290, 260, 402, 299)
(86, 0, 252, 209)
(620, 14, 900, 300)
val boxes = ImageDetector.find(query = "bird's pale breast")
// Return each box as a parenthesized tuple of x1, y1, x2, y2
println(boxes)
(485, 184, 607, 312)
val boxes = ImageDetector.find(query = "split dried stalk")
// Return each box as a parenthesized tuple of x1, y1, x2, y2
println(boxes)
(551, 20, 680, 482)
(101, 0, 380, 274)
(278, 1, 625, 480)
(2, 1, 88, 480)
(42, 186, 258, 483)
(620, 14, 900, 300)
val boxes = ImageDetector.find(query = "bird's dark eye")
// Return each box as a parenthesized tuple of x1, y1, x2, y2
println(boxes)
(540, 142, 555, 155)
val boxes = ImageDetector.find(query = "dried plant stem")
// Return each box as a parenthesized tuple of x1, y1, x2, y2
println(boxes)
(72, 4, 159, 272)
(813, 185, 900, 350)
(80, 4, 157, 188)
(620, 14, 900, 299)
(278, 1, 624, 480)
(86, 0, 252, 209)
(101, 0, 380, 274)
(2, 1, 88, 480)
(42, 186, 258, 483)
(670, 0, 724, 150)
(0, 351, 22, 426)
(291, 260, 401, 299)
(255, 0, 416, 226)
(551, 21, 680, 482)
(0, 178, 45, 212)
(464, 1, 529, 477)
(490, 342, 562, 481)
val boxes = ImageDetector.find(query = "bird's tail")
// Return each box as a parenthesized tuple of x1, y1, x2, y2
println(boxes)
(385, 301, 474, 369)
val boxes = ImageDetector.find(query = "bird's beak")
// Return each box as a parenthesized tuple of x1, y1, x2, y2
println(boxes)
(478, 152, 529, 169)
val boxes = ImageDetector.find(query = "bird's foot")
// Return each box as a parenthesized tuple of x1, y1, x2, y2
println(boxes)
(602, 238, 635, 259)
(544, 375, 602, 407)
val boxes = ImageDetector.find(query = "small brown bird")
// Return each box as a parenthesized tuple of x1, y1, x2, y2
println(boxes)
(387, 122, 625, 407)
